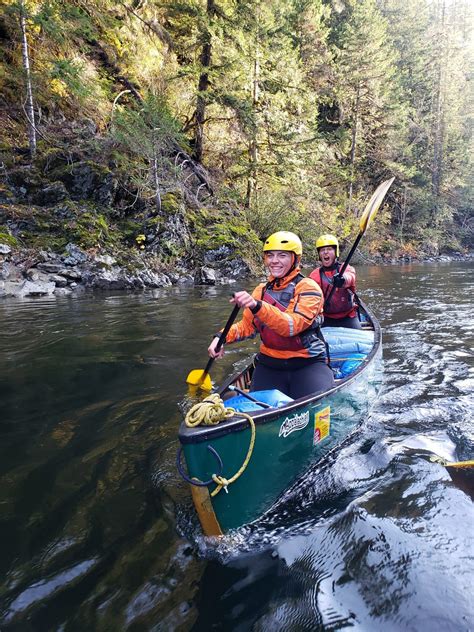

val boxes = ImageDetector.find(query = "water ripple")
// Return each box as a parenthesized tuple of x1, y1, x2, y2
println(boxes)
(1, 263, 473, 630)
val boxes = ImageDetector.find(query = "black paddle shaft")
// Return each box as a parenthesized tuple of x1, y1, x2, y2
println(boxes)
(324, 178, 394, 309)
(202, 304, 240, 377)
(325, 231, 363, 306)
(229, 386, 271, 408)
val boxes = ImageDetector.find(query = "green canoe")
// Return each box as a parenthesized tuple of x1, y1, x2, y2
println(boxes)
(178, 299, 382, 535)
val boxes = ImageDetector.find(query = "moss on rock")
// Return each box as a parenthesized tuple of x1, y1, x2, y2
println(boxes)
(0, 229, 18, 247)
(160, 192, 183, 216)
(191, 206, 261, 261)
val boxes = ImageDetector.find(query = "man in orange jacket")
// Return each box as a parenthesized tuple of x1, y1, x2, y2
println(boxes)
(310, 234, 361, 329)
(208, 231, 334, 399)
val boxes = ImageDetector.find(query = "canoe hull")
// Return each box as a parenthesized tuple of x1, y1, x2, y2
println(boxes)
(182, 350, 381, 533)
(179, 299, 382, 534)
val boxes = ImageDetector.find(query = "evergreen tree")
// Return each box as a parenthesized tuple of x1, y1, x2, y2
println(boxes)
(111, 93, 184, 213)
(380, 0, 473, 249)
(334, 0, 400, 209)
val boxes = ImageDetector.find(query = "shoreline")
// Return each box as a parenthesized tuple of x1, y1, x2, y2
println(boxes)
(0, 244, 473, 300)
(369, 252, 474, 265)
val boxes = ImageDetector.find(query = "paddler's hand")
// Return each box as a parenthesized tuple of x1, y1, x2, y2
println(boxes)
(208, 336, 225, 359)
(231, 290, 257, 310)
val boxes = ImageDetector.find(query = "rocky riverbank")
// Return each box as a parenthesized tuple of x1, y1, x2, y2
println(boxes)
(1, 148, 471, 300)
(1, 238, 472, 300)
(0, 241, 254, 298)
(372, 252, 474, 265)
(0, 147, 259, 298)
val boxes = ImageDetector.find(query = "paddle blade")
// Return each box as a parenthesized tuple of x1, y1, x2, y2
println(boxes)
(186, 369, 213, 391)
(359, 176, 395, 234)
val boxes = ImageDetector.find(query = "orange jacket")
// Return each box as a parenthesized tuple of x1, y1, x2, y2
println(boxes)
(224, 268, 325, 360)
(310, 264, 357, 319)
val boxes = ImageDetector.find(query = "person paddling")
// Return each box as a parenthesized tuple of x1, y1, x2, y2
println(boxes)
(310, 234, 361, 329)
(208, 231, 334, 399)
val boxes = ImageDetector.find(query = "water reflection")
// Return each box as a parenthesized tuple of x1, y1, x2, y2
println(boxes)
(1, 263, 473, 630)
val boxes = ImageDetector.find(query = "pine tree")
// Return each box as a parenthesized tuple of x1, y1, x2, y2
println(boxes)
(380, 0, 473, 249)
(334, 0, 399, 209)
(111, 93, 184, 213)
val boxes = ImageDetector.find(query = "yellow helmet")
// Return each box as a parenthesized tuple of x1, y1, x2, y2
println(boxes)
(263, 231, 302, 256)
(316, 233, 339, 257)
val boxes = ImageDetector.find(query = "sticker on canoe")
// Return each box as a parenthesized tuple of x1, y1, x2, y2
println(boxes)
(313, 406, 330, 445)
(279, 411, 310, 438)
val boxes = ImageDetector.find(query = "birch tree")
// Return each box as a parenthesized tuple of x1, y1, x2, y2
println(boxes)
(18, 0, 37, 157)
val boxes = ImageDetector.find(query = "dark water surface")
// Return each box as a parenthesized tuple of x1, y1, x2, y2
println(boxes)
(0, 263, 473, 631)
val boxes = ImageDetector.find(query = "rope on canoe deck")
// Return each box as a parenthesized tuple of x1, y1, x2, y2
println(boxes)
(184, 393, 256, 496)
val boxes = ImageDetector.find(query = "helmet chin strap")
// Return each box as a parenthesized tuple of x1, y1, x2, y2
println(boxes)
(289, 253, 300, 274)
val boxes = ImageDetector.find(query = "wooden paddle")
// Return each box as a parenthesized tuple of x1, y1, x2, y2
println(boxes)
(186, 304, 240, 391)
(430, 457, 474, 500)
(445, 460, 474, 469)
(326, 177, 395, 304)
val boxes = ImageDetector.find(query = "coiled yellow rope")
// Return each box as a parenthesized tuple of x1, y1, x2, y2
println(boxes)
(185, 393, 235, 426)
(184, 393, 256, 496)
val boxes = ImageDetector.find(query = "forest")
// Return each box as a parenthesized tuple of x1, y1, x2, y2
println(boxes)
(0, 0, 472, 284)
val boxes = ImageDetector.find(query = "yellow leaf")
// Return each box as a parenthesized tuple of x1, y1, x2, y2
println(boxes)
(50, 77, 69, 98)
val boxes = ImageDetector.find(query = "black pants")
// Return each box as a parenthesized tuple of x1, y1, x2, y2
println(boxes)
(323, 315, 362, 329)
(250, 359, 334, 399)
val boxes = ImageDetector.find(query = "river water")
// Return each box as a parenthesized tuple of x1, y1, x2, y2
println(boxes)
(0, 262, 473, 631)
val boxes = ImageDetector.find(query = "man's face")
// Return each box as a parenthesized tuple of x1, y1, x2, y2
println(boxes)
(318, 246, 337, 267)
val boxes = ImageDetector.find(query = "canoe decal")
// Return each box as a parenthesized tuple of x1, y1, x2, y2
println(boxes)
(279, 410, 310, 438)
(313, 406, 330, 445)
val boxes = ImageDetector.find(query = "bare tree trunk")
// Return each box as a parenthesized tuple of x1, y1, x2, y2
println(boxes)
(245, 9, 260, 210)
(19, 0, 36, 158)
(152, 144, 161, 214)
(431, 0, 446, 206)
(347, 82, 360, 213)
(193, 0, 215, 163)
(400, 185, 408, 244)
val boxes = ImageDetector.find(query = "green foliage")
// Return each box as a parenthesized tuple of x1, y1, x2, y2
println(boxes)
(0, 229, 19, 247)
(110, 93, 186, 211)
(160, 192, 182, 215)
(0, 0, 471, 260)
(32, 1, 67, 43)
(49, 59, 92, 99)
(244, 187, 302, 241)
(0, 197, 125, 251)
(116, 219, 145, 244)
(112, 93, 183, 160)
(189, 205, 261, 260)
(64, 211, 117, 249)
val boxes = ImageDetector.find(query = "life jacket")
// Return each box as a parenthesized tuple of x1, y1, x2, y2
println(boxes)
(313, 265, 355, 317)
(254, 274, 324, 354)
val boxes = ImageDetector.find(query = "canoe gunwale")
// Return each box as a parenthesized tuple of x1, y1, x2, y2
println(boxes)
(179, 298, 381, 445)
